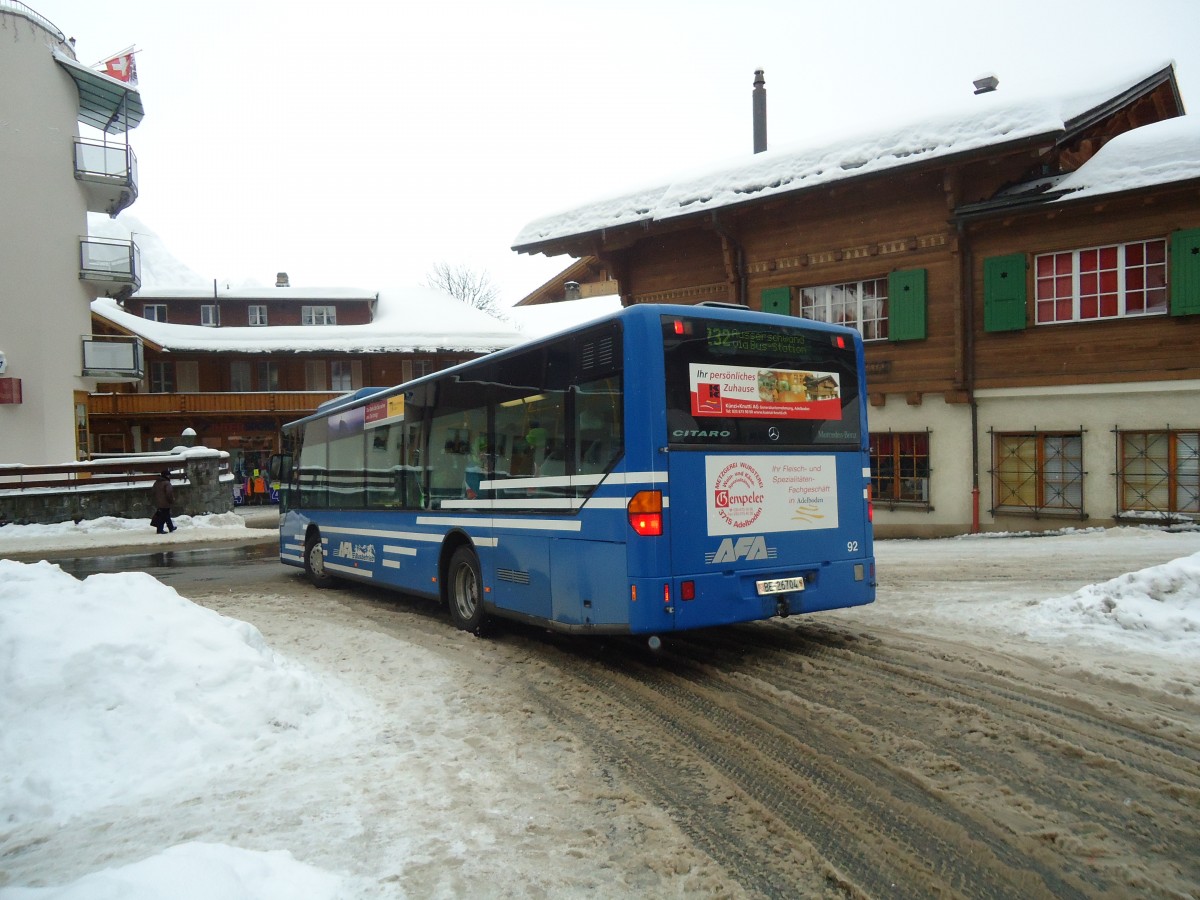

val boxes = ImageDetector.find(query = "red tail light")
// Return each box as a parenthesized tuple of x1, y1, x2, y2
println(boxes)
(628, 490, 663, 536)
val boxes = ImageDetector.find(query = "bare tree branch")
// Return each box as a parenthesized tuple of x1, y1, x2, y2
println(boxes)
(424, 262, 501, 316)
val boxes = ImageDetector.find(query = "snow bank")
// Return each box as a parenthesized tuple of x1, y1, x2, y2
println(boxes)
(0, 512, 271, 555)
(0, 561, 358, 827)
(0, 842, 341, 900)
(1024, 551, 1200, 655)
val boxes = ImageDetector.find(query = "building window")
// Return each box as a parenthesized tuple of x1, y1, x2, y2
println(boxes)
(1118, 430, 1199, 517)
(149, 361, 174, 393)
(230, 360, 252, 392)
(870, 432, 930, 505)
(330, 360, 354, 392)
(800, 278, 888, 340)
(302, 305, 336, 326)
(993, 432, 1084, 516)
(402, 359, 433, 382)
(248, 305, 268, 326)
(201, 304, 220, 327)
(1034, 239, 1167, 324)
(305, 360, 328, 391)
(257, 361, 280, 391)
(143, 304, 167, 322)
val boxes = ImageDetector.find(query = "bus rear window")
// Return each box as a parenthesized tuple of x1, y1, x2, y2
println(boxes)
(662, 315, 862, 448)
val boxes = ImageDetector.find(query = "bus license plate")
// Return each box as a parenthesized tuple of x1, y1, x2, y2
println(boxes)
(756, 576, 805, 595)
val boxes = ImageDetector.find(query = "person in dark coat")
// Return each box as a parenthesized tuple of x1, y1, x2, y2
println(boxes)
(151, 470, 177, 534)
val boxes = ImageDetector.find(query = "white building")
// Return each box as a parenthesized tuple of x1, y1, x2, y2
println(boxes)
(0, 2, 143, 464)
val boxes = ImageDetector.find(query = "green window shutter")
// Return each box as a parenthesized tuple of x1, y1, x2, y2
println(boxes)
(983, 253, 1027, 332)
(1170, 228, 1200, 316)
(888, 268, 926, 341)
(760, 286, 791, 315)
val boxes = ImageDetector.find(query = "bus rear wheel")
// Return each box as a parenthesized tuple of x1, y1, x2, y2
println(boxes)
(304, 532, 337, 589)
(447, 546, 488, 634)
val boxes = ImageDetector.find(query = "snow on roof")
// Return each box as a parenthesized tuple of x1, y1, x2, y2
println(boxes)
(1053, 114, 1200, 201)
(505, 295, 625, 339)
(513, 65, 1176, 249)
(93, 287, 523, 355)
(87, 214, 523, 354)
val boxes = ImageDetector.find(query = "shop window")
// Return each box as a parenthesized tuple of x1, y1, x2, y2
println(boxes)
(992, 432, 1084, 517)
(1118, 430, 1199, 517)
(870, 432, 930, 505)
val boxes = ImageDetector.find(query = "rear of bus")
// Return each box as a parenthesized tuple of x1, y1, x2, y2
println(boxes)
(622, 305, 875, 633)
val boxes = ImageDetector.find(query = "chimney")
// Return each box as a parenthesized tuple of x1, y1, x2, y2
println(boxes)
(276, 272, 289, 287)
(973, 74, 999, 95)
(752, 69, 767, 154)
(564, 280, 581, 301)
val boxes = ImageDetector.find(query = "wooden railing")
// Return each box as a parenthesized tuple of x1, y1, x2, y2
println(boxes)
(88, 391, 343, 416)
(0, 457, 188, 491)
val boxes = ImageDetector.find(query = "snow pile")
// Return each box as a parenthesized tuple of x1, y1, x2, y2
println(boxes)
(1054, 114, 1200, 200)
(1026, 551, 1200, 653)
(0, 843, 340, 900)
(0, 512, 271, 555)
(0, 561, 358, 827)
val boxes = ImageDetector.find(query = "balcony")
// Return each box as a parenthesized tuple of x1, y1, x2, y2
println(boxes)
(88, 391, 343, 417)
(81, 334, 143, 381)
(79, 236, 141, 295)
(74, 138, 138, 217)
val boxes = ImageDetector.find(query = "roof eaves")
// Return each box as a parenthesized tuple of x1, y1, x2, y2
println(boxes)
(1059, 64, 1181, 144)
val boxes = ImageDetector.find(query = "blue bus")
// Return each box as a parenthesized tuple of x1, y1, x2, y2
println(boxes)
(276, 303, 875, 642)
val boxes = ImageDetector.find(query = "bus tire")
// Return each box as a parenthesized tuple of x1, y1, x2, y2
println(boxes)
(447, 545, 488, 634)
(304, 532, 337, 589)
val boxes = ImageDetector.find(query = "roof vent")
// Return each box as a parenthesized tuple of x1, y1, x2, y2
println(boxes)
(973, 74, 999, 95)
(564, 280, 581, 301)
(276, 272, 289, 287)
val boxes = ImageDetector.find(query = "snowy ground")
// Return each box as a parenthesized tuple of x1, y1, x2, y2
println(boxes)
(0, 512, 276, 558)
(1, 522, 1198, 898)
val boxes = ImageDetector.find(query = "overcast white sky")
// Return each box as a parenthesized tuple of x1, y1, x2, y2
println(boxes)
(35, 0, 1200, 304)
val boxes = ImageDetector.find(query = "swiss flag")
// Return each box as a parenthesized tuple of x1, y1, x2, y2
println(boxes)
(102, 51, 137, 84)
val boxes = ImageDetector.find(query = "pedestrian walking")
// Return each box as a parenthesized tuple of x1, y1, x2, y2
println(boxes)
(151, 469, 177, 534)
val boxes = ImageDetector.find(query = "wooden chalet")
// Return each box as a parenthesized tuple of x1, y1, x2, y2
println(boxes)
(514, 65, 1200, 536)
(88, 280, 521, 480)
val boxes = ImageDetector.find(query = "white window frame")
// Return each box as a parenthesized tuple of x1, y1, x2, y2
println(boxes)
(200, 304, 220, 327)
(1034, 239, 1168, 325)
(248, 304, 268, 326)
(799, 278, 888, 341)
(143, 304, 167, 322)
(302, 305, 337, 326)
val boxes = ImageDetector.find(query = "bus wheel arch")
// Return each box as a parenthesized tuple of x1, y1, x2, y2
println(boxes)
(443, 536, 489, 635)
(303, 526, 337, 589)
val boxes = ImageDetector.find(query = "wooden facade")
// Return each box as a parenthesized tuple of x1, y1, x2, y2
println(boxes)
(515, 67, 1200, 535)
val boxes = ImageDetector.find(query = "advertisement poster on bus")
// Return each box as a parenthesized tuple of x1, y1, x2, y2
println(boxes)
(689, 364, 841, 420)
(705, 455, 839, 535)
(364, 394, 405, 429)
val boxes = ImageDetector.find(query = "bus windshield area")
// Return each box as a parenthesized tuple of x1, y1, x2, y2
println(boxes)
(662, 314, 862, 449)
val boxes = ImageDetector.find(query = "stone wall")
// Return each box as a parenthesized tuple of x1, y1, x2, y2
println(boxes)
(0, 452, 233, 526)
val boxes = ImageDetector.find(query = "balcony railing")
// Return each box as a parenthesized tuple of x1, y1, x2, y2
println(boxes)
(74, 138, 138, 217)
(88, 391, 343, 417)
(81, 334, 144, 381)
(79, 236, 141, 293)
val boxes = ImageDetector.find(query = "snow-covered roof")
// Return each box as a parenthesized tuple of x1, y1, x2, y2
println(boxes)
(506, 295, 624, 339)
(93, 288, 524, 355)
(132, 286, 379, 302)
(513, 64, 1178, 250)
(1053, 114, 1200, 201)
(86, 213, 523, 354)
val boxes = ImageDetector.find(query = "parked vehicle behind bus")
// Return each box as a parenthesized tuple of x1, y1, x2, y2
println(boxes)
(276, 303, 875, 642)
